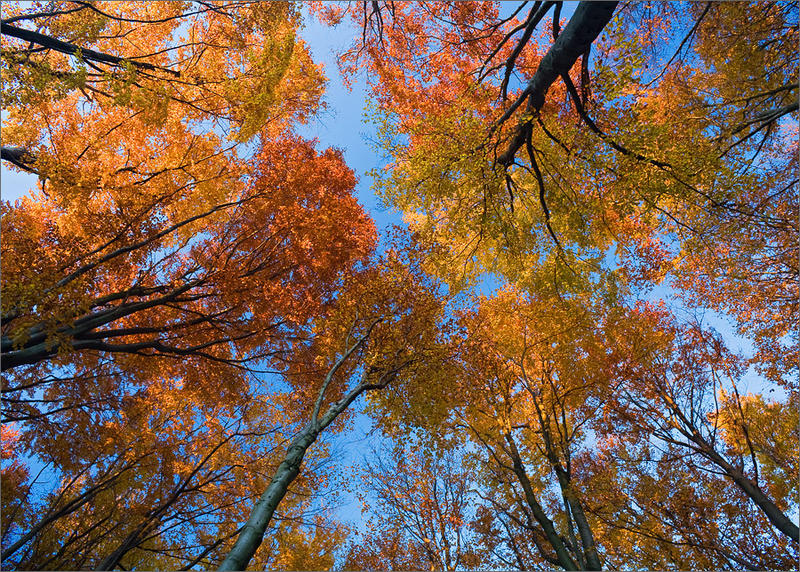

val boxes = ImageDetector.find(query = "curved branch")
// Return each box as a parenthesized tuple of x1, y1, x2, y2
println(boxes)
(1, 146, 37, 173)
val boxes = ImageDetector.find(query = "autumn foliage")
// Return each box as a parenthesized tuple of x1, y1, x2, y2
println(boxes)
(2, 1, 798, 571)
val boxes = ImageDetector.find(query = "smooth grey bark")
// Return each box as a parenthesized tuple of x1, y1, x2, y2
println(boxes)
(504, 432, 580, 571)
(534, 397, 603, 570)
(217, 380, 383, 571)
(699, 439, 799, 543)
(217, 426, 318, 571)
(498, 1, 618, 165)
(523, 369, 602, 570)
(551, 463, 602, 570)
(219, 321, 405, 571)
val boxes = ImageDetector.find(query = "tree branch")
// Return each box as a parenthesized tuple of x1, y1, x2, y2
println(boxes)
(497, 1, 617, 166)
(1, 22, 180, 77)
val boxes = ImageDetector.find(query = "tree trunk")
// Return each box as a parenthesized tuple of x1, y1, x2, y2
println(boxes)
(552, 464, 602, 570)
(702, 444, 799, 542)
(498, 1, 618, 165)
(217, 426, 318, 571)
(505, 433, 580, 571)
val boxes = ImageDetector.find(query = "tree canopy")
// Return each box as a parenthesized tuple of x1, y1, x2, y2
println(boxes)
(2, 1, 797, 571)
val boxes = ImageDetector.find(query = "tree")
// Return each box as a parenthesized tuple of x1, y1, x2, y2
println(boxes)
(1, 129, 377, 568)
(322, 1, 797, 381)
(448, 290, 616, 571)
(583, 441, 796, 570)
(1, 2, 323, 140)
(571, 302, 799, 569)
(218, 254, 446, 570)
(1, 2, 377, 569)
(346, 438, 480, 571)
(1, 1, 357, 372)
(597, 304, 799, 545)
(0, 394, 316, 570)
(362, 285, 797, 570)
(317, 3, 796, 565)
(3, 1, 797, 569)
(360, 286, 616, 570)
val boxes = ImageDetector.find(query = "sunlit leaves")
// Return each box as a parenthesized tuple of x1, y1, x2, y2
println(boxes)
(1, 2, 373, 568)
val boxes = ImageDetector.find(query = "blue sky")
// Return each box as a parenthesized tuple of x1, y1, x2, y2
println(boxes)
(1, 2, 789, 554)
(297, 9, 404, 241)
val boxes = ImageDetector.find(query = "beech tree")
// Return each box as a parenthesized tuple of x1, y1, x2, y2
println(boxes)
(358, 288, 797, 570)
(2, 1, 371, 375)
(346, 440, 480, 571)
(2, 1, 797, 570)
(1, 2, 380, 569)
(218, 256, 446, 570)
(0, 395, 324, 570)
(325, 0, 797, 380)
(321, 3, 796, 567)
(598, 306, 799, 546)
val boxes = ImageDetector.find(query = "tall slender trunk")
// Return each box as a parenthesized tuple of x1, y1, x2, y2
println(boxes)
(218, 364, 396, 570)
(505, 433, 579, 571)
(217, 426, 318, 571)
(701, 442, 799, 542)
(538, 422, 602, 570)
(551, 464, 602, 570)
